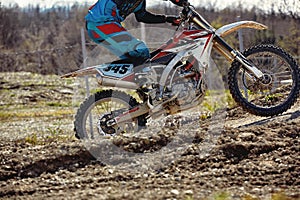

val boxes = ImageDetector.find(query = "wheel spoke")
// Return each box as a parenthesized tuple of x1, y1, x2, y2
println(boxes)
(75, 90, 145, 139)
(228, 44, 299, 116)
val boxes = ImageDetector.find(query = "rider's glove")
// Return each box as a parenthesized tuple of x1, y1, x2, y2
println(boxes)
(166, 16, 181, 26)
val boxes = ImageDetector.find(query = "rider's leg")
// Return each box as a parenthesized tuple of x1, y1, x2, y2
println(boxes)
(86, 21, 150, 66)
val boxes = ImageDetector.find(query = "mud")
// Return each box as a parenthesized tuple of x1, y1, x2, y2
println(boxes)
(0, 72, 299, 199)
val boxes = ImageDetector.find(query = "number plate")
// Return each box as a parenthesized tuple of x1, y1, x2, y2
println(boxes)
(97, 64, 134, 78)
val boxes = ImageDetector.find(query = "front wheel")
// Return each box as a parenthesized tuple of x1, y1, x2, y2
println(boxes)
(228, 44, 300, 116)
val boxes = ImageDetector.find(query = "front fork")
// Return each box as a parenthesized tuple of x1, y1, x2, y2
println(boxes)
(232, 50, 264, 79)
(213, 35, 264, 80)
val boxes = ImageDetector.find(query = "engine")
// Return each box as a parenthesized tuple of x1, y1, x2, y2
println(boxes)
(137, 61, 206, 114)
(171, 79, 198, 105)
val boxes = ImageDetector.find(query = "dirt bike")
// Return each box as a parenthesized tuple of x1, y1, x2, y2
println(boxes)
(62, 1, 299, 139)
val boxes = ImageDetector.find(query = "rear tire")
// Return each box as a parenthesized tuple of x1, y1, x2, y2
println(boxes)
(74, 90, 147, 139)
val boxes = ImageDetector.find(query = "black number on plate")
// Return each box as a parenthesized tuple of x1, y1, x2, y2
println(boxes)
(104, 64, 130, 74)
(119, 65, 130, 74)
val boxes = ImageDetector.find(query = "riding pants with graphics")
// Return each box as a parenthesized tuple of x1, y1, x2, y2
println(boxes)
(86, 21, 150, 65)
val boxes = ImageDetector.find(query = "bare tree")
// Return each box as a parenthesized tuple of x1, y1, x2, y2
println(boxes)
(278, 0, 300, 19)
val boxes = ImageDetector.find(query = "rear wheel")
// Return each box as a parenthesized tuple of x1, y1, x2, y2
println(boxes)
(228, 44, 300, 116)
(74, 90, 147, 139)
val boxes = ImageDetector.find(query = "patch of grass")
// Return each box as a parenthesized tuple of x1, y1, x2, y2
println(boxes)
(242, 194, 260, 200)
(65, 78, 74, 85)
(185, 195, 194, 200)
(0, 112, 14, 119)
(225, 90, 237, 109)
(24, 133, 39, 145)
(0, 109, 74, 120)
(265, 93, 283, 102)
(47, 122, 64, 136)
(24, 120, 74, 145)
(199, 112, 211, 121)
(213, 191, 231, 200)
(24, 133, 74, 145)
(271, 192, 297, 200)
(201, 92, 224, 113)
(200, 90, 237, 114)
(208, 192, 299, 200)
(90, 88, 103, 94)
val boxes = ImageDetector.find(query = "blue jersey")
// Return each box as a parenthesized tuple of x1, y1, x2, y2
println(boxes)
(85, 0, 145, 23)
(85, 0, 168, 62)
(85, 0, 167, 24)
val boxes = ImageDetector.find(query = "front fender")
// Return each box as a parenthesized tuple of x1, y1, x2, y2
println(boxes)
(216, 21, 268, 37)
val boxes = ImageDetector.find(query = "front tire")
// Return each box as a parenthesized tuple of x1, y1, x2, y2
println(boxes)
(228, 44, 300, 116)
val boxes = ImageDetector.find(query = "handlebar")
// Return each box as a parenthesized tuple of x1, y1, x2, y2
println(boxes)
(181, 3, 192, 20)
(176, 2, 216, 32)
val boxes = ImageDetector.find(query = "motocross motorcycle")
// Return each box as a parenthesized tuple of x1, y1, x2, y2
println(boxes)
(62, 1, 300, 139)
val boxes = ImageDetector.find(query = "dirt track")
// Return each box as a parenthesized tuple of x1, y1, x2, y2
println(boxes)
(0, 72, 299, 199)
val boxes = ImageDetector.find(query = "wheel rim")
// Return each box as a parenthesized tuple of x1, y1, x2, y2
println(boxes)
(82, 97, 138, 139)
(237, 51, 295, 109)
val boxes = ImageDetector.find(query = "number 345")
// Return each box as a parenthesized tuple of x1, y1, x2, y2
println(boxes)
(103, 64, 131, 74)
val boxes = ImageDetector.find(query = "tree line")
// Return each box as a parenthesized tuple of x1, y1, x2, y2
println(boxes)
(0, 2, 299, 74)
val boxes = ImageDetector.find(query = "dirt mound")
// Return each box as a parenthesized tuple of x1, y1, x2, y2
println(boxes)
(0, 72, 299, 199)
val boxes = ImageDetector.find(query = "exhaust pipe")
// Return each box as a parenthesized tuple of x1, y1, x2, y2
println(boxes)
(97, 76, 138, 90)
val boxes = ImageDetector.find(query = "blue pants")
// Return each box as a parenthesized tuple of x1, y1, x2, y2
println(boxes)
(86, 21, 150, 64)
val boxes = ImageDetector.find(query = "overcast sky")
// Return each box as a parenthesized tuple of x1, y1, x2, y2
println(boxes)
(0, 0, 272, 8)
(0, 0, 297, 14)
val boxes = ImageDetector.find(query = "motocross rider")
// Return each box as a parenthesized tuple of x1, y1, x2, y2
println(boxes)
(85, 0, 187, 66)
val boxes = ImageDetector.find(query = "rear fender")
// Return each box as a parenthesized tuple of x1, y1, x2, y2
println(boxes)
(61, 64, 138, 90)
(61, 63, 134, 78)
(216, 21, 268, 37)
(61, 66, 99, 78)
